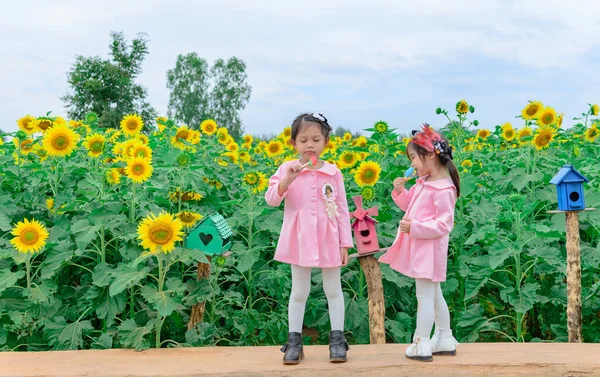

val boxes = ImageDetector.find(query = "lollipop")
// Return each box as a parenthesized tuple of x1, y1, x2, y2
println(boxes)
(301, 156, 318, 169)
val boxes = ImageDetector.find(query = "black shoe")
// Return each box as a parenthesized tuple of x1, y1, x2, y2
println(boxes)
(329, 330, 349, 363)
(281, 332, 304, 365)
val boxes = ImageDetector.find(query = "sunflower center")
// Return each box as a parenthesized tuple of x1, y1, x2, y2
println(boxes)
(134, 149, 147, 158)
(246, 174, 258, 185)
(126, 120, 139, 131)
(362, 169, 376, 183)
(269, 145, 279, 153)
(179, 212, 195, 223)
(506, 130, 514, 138)
(526, 106, 539, 116)
(38, 120, 52, 130)
(24, 120, 35, 131)
(149, 222, 173, 245)
(177, 130, 190, 140)
(132, 164, 145, 175)
(20, 229, 39, 245)
(589, 129, 598, 138)
(52, 135, 69, 150)
(206, 125, 215, 132)
(343, 154, 354, 163)
(90, 141, 103, 152)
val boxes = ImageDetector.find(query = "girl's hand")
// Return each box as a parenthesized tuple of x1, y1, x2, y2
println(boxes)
(340, 247, 349, 266)
(393, 177, 409, 192)
(400, 218, 412, 233)
(284, 162, 302, 185)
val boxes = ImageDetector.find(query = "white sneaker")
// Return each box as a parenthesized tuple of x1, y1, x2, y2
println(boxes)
(405, 335, 433, 362)
(430, 328, 459, 356)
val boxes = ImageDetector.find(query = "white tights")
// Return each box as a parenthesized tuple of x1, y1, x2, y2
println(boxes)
(415, 278, 451, 338)
(288, 265, 344, 333)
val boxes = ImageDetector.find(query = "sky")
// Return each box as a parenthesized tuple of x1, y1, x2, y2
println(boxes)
(2, 0, 600, 137)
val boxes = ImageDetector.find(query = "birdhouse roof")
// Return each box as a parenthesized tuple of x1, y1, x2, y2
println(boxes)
(190, 213, 233, 239)
(550, 165, 590, 185)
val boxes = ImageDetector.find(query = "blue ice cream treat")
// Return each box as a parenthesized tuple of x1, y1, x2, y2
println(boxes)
(404, 167, 416, 178)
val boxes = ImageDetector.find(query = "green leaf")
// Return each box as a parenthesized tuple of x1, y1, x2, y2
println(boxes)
(26, 281, 57, 305)
(0, 212, 11, 231)
(488, 241, 513, 269)
(71, 219, 100, 251)
(457, 304, 501, 342)
(91, 333, 113, 349)
(176, 247, 209, 265)
(140, 285, 181, 317)
(118, 319, 151, 350)
(385, 312, 412, 343)
(503, 282, 539, 314)
(39, 242, 74, 280)
(109, 265, 151, 296)
(87, 286, 126, 327)
(380, 264, 413, 288)
(235, 246, 260, 273)
(45, 316, 93, 350)
(464, 256, 492, 301)
(0, 270, 25, 294)
(92, 262, 114, 287)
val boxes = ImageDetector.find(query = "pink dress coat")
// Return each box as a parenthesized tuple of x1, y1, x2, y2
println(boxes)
(379, 176, 457, 282)
(265, 160, 354, 268)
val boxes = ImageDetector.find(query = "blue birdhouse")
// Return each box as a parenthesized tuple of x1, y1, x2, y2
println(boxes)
(550, 164, 590, 211)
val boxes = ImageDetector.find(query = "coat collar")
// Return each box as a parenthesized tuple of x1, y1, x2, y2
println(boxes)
(294, 159, 337, 176)
(416, 175, 455, 190)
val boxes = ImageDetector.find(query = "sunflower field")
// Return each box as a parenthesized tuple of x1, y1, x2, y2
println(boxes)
(1, 101, 599, 351)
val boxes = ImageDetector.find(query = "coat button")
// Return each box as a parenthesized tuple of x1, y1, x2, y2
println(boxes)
(311, 210, 316, 215)
(311, 197, 316, 202)
(311, 172, 315, 176)
(311, 185, 316, 189)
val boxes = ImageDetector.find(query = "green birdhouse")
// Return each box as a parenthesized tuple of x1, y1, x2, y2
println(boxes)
(185, 213, 233, 256)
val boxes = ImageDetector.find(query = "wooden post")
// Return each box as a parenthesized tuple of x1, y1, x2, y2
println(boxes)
(187, 257, 212, 330)
(349, 248, 388, 344)
(548, 208, 595, 343)
(565, 211, 581, 343)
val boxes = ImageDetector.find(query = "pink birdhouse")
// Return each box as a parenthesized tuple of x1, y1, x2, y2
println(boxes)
(350, 195, 380, 255)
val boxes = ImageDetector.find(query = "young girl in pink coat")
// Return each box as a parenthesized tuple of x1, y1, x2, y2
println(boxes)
(379, 124, 460, 362)
(265, 113, 353, 365)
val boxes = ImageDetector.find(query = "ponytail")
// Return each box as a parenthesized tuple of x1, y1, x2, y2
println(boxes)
(444, 159, 461, 197)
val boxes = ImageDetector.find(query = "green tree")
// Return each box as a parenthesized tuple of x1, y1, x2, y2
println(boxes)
(62, 31, 157, 130)
(334, 126, 362, 138)
(166, 55, 251, 140)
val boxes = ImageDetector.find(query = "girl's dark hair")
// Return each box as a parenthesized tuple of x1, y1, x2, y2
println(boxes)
(290, 113, 332, 140)
(407, 141, 461, 197)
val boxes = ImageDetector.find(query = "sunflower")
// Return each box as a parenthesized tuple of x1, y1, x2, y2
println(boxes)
(169, 189, 203, 202)
(188, 130, 201, 145)
(361, 186, 374, 201)
(476, 129, 491, 140)
(456, 100, 469, 114)
(106, 168, 121, 185)
(521, 101, 543, 121)
(518, 126, 533, 142)
(222, 151, 239, 164)
(200, 119, 218, 135)
(265, 140, 284, 157)
(108, 130, 122, 143)
(461, 160, 473, 168)
(374, 121, 388, 133)
(46, 198, 54, 212)
(17, 115, 37, 135)
(69, 119, 84, 129)
(354, 161, 381, 187)
(216, 128, 230, 144)
(10, 218, 49, 254)
(33, 145, 48, 162)
(226, 142, 239, 152)
(33, 118, 55, 133)
(242, 134, 253, 145)
(556, 113, 564, 128)
(355, 136, 368, 148)
(171, 125, 193, 150)
(584, 124, 599, 143)
(532, 126, 556, 150)
(501, 123, 516, 142)
(13, 138, 35, 155)
(177, 153, 191, 167)
(120, 114, 144, 136)
(137, 134, 149, 145)
(337, 151, 358, 169)
(283, 127, 292, 138)
(84, 133, 106, 158)
(54, 116, 67, 127)
(243, 171, 268, 193)
(42, 124, 79, 157)
(536, 107, 557, 127)
(125, 157, 153, 183)
(239, 151, 251, 163)
(137, 212, 183, 254)
(176, 211, 203, 228)
(592, 104, 599, 117)
(210, 179, 223, 190)
(129, 143, 153, 161)
(343, 132, 353, 142)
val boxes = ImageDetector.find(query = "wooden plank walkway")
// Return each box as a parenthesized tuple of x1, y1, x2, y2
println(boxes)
(1, 343, 599, 377)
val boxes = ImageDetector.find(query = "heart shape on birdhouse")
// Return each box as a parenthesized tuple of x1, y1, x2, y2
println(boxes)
(199, 232, 213, 246)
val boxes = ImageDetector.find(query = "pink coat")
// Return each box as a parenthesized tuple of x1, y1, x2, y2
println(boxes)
(265, 160, 354, 268)
(379, 176, 457, 282)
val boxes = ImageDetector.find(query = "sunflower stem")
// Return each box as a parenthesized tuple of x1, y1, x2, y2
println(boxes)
(100, 225, 106, 263)
(129, 287, 135, 319)
(155, 253, 166, 348)
(130, 182, 137, 223)
(25, 254, 32, 290)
